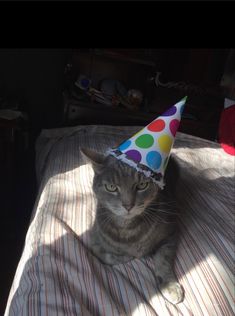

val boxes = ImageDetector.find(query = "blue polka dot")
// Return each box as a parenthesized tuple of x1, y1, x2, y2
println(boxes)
(119, 140, 131, 151)
(146, 151, 162, 171)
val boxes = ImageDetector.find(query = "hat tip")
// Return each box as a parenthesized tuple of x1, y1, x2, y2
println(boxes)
(181, 96, 188, 102)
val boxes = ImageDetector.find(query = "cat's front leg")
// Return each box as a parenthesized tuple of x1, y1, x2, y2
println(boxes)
(102, 252, 134, 265)
(152, 234, 184, 304)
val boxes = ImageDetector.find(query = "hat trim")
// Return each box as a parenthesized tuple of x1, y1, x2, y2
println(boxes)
(107, 148, 165, 189)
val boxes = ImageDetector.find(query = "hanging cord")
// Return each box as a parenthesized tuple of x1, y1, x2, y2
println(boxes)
(154, 71, 212, 97)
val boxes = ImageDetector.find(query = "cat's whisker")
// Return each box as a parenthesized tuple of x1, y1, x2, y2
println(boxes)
(149, 202, 175, 208)
(144, 211, 175, 224)
(148, 211, 177, 216)
(148, 216, 178, 223)
(143, 212, 161, 223)
(135, 206, 145, 214)
(147, 206, 177, 212)
(147, 205, 178, 212)
(142, 214, 154, 227)
(147, 208, 179, 216)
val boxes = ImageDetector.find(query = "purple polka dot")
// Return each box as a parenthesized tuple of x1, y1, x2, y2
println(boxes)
(161, 106, 177, 116)
(125, 150, 142, 163)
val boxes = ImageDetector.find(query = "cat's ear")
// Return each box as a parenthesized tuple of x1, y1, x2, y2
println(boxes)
(80, 148, 105, 173)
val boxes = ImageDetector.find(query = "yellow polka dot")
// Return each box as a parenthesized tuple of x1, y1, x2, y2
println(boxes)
(158, 135, 173, 154)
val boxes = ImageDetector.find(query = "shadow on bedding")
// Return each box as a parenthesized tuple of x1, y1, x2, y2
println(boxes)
(6, 213, 234, 315)
(5, 156, 235, 315)
(6, 230, 165, 315)
(166, 156, 234, 241)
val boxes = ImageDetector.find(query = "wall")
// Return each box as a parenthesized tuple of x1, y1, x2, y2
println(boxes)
(0, 49, 71, 129)
(160, 49, 229, 85)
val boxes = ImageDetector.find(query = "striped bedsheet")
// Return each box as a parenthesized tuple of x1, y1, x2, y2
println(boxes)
(5, 125, 235, 316)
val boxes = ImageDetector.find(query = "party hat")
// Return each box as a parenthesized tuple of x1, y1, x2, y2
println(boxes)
(107, 97, 187, 189)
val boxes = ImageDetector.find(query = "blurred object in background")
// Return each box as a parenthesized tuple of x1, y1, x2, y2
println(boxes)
(126, 89, 143, 110)
(75, 75, 91, 91)
(220, 49, 235, 100)
(0, 94, 28, 121)
(100, 78, 127, 106)
(219, 50, 235, 155)
(218, 101, 235, 156)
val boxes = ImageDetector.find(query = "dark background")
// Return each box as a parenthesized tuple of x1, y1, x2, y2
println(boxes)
(0, 48, 232, 314)
(0, 49, 70, 129)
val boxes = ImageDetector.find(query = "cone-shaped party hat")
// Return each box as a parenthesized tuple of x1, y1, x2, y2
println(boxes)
(107, 97, 187, 189)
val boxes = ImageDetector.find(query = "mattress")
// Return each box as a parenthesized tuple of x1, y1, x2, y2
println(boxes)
(4, 125, 235, 316)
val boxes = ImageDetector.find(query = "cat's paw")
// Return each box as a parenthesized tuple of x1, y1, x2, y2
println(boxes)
(159, 281, 184, 304)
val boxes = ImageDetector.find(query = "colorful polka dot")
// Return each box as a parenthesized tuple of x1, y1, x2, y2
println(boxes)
(158, 135, 173, 154)
(135, 134, 154, 148)
(119, 140, 131, 151)
(146, 151, 162, 170)
(170, 119, 180, 137)
(112, 98, 187, 179)
(161, 106, 177, 116)
(125, 149, 142, 163)
(147, 119, 165, 132)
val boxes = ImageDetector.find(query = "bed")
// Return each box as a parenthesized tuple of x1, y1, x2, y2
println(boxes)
(4, 125, 234, 316)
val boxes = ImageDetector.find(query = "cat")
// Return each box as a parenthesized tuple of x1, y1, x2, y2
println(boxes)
(81, 148, 184, 305)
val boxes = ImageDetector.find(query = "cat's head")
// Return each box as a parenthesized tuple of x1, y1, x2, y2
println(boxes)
(81, 148, 159, 219)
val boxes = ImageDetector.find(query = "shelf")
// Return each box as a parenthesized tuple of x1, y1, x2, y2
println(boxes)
(93, 49, 156, 67)
(73, 49, 157, 68)
(67, 99, 155, 119)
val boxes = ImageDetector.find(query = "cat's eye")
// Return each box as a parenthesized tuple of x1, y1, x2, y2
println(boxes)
(105, 184, 118, 192)
(136, 182, 149, 191)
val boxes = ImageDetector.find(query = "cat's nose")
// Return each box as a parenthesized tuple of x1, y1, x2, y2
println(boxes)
(122, 204, 134, 212)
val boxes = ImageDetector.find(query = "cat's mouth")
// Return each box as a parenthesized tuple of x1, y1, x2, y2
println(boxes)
(122, 212, 135, 219)
(120, 206, 145, 219)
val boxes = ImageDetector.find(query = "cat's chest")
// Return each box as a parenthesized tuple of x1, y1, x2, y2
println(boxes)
(124, 225, 167, 257)
(101, 221, 168, 257)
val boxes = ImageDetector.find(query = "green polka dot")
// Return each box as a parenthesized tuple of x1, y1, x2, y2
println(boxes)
(135, 134, 154, 149)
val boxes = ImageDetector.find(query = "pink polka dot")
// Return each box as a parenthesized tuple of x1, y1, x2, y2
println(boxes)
(170, 119, 180, 137)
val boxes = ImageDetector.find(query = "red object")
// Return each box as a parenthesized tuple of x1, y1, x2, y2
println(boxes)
(218, 104, 235, 156)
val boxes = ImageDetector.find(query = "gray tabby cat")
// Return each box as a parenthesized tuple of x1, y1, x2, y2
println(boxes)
(81, 148, 184, 305)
